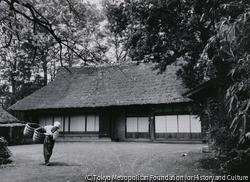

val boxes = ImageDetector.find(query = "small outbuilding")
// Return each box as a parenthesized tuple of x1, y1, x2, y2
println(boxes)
(0, 107, 25, 144)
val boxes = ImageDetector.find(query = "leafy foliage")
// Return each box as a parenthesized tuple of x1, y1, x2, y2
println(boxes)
(0, 0, 107, 108)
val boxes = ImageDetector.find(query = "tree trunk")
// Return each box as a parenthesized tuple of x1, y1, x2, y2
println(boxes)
(41, 51, 48, 86)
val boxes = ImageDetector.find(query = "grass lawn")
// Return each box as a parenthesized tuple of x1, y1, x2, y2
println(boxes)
(1, 142, 224, 182)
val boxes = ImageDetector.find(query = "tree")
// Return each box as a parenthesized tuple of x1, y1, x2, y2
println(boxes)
(0, 0, 107, 66)
(103, 0, 204, 69)
(0, 0, 107, 108)
(102, 0, 132, 63)
(194, 3, 250, 174)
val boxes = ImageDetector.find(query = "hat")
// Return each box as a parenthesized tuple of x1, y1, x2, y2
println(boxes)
(54, 121, 61, 128)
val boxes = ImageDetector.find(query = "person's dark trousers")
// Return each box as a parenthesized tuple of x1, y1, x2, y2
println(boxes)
(43, 135, 55, 164)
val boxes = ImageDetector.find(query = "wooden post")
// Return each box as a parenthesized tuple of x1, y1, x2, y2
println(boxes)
(9, 127, 13, 144)
(63, 115, 65, 139)
(149, 107, 155, 142)
(110, 108, 115, 141)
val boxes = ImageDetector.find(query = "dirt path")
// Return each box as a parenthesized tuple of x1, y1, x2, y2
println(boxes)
(1, 142, 213, 182)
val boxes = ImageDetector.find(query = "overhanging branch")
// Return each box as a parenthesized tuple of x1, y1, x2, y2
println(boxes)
(1, 0, 97, 66)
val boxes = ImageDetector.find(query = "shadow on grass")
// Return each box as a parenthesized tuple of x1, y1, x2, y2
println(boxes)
(39, 162, 81, 166)
(198, 154, 221, 174)
(198, 154, 250, 176)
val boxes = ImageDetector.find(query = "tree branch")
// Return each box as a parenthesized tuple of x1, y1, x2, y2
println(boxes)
(2, 0, 97, 66)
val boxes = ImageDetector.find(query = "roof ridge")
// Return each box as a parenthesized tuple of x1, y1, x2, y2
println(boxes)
(58, 62, 157, 70)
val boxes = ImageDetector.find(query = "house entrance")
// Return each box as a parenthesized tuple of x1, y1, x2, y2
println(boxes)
(126, 117, 149, 139)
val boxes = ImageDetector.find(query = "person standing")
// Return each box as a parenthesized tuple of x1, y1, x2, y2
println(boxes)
(43, 121, 61, 166)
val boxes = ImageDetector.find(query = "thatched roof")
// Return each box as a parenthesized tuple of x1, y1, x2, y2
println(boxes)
(0, 123, 25, 127)
(9, 63, 191, 111)
(0, 107, 20, 123)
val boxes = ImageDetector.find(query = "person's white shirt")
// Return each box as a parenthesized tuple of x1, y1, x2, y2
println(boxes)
(44, 121, 60, 140)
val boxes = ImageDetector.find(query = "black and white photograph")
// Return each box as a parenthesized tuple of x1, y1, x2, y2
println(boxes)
(0, 0, 249, 181)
